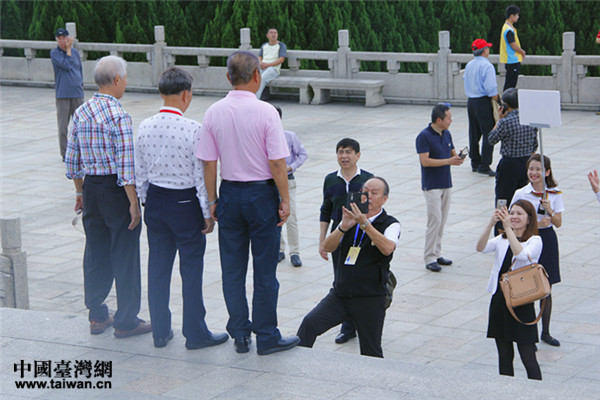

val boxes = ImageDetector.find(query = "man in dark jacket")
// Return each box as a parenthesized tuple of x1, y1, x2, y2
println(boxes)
(297, 177, 400, 358)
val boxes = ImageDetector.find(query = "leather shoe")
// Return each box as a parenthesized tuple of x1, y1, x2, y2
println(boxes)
(234, 336, 252, 353)
(257, 335, 300, 355)
(436, 257, 453, 266)
(290, 255, 302, 267)
(90, 315, 113, 335)
(541, 333, 560, 347)
(153, 330, 174, 348)
(335, 331, 357, 344)
(426, 262, 442, 272)
(185, 332, 229, 350)
(114, 319, 152, 338)
(477, 168, 496, 177)
(277, 252, 285, 263)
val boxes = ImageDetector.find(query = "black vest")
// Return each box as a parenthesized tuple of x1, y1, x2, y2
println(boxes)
(333, 209, 398, 298)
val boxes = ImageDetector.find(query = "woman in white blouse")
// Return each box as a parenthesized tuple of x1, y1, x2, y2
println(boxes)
(476, 199, 542, 380)
(511, 154, 563, 347)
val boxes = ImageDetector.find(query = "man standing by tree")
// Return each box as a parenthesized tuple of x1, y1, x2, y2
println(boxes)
(500, 5, 526, 91)
(51, 28, 84, 161)
(255, 28, 287, 100)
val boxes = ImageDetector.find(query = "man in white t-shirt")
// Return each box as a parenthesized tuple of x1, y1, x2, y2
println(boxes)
(256, 28, 287, 99)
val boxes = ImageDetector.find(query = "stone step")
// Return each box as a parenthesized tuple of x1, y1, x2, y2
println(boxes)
(1, 308, 594, 399)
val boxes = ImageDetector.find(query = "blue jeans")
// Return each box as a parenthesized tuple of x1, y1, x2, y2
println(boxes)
(217, 181, 282, 350)
(144, 185, 211, 341)
(256, 67, 279, 99)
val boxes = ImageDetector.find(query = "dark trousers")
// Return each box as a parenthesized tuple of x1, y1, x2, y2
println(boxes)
(503, 63, 521, 91)
(144, 184, 211, 341)
(467, 97, 495, 171)
(494, 156, 529, 235)
(217, 181, 282, 350)
(82, 175, 141, 330)
(331, 247, 356, 336)
(56, 97, 84, 158)
(297, 289, 386, 358)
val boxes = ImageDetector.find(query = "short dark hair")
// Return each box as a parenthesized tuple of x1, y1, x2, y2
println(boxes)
(267, 27, 277, 34)
(505, 5, 520, 19)
(274, 105, 283, 119)
(370, 176, 390, 196)
(431, 104, 450, 124)
(158, 67, 193, 95)
(502, 88, 518, 109)
(336, 138, 360, 153)
(227, 51, 259, 86)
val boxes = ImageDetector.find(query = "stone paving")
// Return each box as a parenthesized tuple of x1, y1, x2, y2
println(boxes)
(1, 85, 599, 398)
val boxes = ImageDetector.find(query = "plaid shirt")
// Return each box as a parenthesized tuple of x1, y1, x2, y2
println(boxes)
(488, 110, 538, 158)
(65, 93, 135, 186)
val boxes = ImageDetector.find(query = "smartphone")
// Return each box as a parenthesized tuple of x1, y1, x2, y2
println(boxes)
(346, 191, 369, 214)
(496, 199, 507, 209)
(458, 146, 468, 159)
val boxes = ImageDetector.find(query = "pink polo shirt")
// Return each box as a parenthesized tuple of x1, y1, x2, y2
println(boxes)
(196, 90, 289, 181)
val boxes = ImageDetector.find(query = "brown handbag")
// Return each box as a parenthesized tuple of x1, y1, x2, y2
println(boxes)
(499, 259, 551, 326)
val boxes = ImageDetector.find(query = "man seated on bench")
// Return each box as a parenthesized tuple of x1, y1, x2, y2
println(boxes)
(256, 28, 287, 100)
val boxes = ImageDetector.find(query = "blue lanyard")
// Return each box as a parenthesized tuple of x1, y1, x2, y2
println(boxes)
(353, 225, 366, 247)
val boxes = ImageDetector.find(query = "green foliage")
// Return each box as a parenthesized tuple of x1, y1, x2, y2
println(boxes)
(2, 0, 597, 75)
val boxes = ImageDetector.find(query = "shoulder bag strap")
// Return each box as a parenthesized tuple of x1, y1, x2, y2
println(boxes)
(502, 288, 547, 325)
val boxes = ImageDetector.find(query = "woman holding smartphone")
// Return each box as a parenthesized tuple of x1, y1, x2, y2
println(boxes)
(511, 154, 564, 347)
(476, 200, 542, 380)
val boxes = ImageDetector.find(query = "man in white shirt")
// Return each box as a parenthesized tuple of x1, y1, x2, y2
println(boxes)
(135, 67, 228, 350)
(256, 28, 287, 99)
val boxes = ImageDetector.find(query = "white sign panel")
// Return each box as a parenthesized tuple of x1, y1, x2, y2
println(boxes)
(518, 89, 561, 127)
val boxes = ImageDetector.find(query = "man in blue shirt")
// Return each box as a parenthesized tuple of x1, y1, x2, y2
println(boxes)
(463, 39, 499, 177)
(51, 28, 84, 160)
(416, 104, 464, 272)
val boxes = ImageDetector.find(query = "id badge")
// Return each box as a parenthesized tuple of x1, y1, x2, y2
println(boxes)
(344, 246, 361, 265)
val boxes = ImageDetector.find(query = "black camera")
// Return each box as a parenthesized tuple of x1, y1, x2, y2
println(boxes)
(346, 191, 369, 214)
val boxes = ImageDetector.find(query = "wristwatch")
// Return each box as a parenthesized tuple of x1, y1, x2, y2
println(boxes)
(208, 198, 218, 206)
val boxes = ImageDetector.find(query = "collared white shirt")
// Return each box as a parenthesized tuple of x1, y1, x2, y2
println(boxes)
(337, 165, 362, 192)
(368, 209, 401, 247)
(481, 235, 542, 295)
(511, 183, 564, 228)
(135, 106, 210, 218)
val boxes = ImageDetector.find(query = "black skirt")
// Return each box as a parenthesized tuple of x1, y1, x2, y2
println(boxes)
(539, 227, 560, 285)
(487, 247, 539, 344)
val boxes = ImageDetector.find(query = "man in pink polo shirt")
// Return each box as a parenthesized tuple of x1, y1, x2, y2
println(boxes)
(196, 51, 300, 356)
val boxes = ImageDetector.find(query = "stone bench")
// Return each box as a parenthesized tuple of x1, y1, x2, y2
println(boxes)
(309, 78, 386, 107)
(266, 77, 314, 105)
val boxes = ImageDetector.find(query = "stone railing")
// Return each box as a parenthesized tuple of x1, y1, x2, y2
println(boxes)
(0, 217, 29, 309)
(1, 22, 598, 108)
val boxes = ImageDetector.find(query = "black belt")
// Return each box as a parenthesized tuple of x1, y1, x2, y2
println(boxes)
(287, 173, 295, 180)
(222, 179, 275, 186)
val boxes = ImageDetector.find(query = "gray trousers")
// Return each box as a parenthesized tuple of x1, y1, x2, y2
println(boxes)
(56, 97, 84, 158)
(280, 179, 299, 255)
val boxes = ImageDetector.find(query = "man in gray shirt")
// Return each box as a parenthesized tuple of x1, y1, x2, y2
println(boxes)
(51, 28, 84, 160)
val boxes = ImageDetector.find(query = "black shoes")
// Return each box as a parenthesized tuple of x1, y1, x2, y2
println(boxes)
(185, 332, 229, 350)
(426, 262, 442, 272)
(291, 255, 302, 267)
(541, 333, 560, 347)
(477, 168, 496, 177)
(257, 335, 300, 355)
(335, 331, 357, 344)
(436, 257, 453, 266)
(154, 330, 174, 348)
(277, 252, 285, 263)
(234, 336, 252, 353)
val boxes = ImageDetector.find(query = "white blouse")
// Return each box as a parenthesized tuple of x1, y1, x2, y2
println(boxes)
(481, 235, 542, 295)
(511, 183, 564, 228)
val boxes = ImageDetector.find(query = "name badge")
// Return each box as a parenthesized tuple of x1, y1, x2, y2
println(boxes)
(344, 246, 361, 265)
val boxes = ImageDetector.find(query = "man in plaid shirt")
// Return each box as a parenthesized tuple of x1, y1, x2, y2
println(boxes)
(488, 88, 538, 234)
(65, 55, 151, 339)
